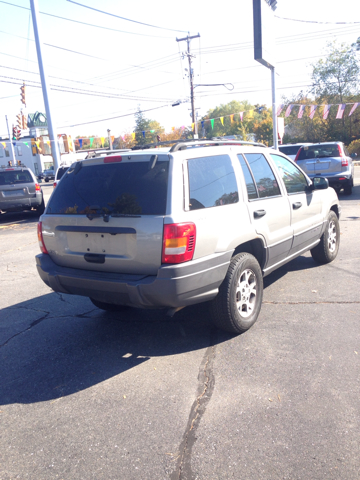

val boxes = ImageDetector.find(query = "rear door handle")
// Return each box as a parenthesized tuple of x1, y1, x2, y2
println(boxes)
(292, 202, 302, 210)
(254, 209, 266, 218)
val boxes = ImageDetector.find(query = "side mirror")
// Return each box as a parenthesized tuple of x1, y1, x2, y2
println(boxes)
(312, 176, 329, 190)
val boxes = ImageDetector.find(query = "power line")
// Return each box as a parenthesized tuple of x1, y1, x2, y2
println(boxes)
(67, 0, 188, 33)
(275, 15, 360, 24)
(0, 0, 174, 38)
(58, 104, 170, 128)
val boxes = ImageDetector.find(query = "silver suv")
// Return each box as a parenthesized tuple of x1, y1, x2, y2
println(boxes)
(36, 140, 341, 334)
(295, 142, 354, 194)
(0, 165, 45, 215)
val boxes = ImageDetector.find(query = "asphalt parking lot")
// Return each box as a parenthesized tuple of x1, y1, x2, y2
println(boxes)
(1, 172, 360, 480)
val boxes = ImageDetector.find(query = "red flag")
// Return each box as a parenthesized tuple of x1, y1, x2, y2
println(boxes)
(336, 104, 346, 119)
(323, 105, 331, 120)
(298, 105, 305, 119)
(309, 105, 317, 119)
(348, 103, 359, 116)
(285, 105, 294, 117)
(276, 104, 284, 116)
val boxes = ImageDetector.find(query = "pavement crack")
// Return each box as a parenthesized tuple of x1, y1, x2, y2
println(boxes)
(0, 312, 50, 348)
(171, 333, 217, 480)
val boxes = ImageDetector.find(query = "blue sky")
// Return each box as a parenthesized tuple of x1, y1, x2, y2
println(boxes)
(0, 0, 359, 140)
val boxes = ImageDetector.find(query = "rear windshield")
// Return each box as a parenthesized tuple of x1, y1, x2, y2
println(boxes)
(278, 145, 301, 156)
(0, 170, 33, 185)
(297, 144, 340, 160)
(46, 159, 169, 216)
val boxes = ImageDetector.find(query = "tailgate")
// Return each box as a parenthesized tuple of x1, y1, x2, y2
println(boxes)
(42, 215, 164, 275)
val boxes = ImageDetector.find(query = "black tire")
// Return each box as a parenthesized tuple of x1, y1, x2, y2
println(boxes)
(90, 297, 129, 312)
(311, 211, 340, 264)
(209, 253, 263, 334)
(35, 198, 45, 215)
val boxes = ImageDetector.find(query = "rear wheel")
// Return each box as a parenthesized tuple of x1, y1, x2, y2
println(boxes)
(311, 211, 340, 264)
(209, 253, 263, 334)
(90, 297, 129, 312)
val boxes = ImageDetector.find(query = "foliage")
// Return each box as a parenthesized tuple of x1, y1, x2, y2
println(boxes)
(134, 107, 163, 145)
(347, 139, 360, 156)
(311, 41, 360, 103)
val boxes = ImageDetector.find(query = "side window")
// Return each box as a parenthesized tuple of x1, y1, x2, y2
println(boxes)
(243, 153, 281, 198)
(237, 154, 258, 199)
(188, 154, 239, 210)
(270, 154, 308, 194)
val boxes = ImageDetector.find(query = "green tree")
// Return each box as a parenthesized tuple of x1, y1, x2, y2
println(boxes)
(134, 107, 163, 145)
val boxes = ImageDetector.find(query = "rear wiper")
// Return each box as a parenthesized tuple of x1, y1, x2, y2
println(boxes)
(86, 205, 110, 222)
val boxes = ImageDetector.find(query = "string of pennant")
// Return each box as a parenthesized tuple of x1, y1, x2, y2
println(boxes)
(1, 102, 359, 151)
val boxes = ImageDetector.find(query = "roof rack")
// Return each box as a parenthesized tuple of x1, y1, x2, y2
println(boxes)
(130, 138, 266, 152)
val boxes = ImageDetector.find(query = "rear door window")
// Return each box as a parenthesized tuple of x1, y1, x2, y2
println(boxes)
(0, 170, 33, 185)
(242, 153, 281, 198)
(47, 159, 169, 215)
(187, 154, 239, 210)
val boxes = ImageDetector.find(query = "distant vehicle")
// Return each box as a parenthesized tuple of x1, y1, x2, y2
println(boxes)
(53, 166, 69, 188)
(42, 168, 55, 182)
(277, 143, 312, 160)
(295, 142, 354, 194)
(0, 165, 44, 215)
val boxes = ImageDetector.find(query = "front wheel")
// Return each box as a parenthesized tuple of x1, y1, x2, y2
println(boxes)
(209, 253, 263, 334)
(311, 211, 340, 264)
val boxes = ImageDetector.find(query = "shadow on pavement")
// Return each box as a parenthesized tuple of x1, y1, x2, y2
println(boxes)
(0, 293, 231, 405)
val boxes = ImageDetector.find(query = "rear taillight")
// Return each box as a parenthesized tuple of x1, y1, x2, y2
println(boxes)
(37, 222, 49, 254)
(162, 223, 196, 264)
(294, 149, 301, 162)
(338, 145, 348, 166)
(35, 183, 41, 191)
(53, 182, 57, 188)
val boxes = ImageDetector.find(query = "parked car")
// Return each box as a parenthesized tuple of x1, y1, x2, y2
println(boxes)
(36, 139, 341, 334)
(295, 142, 354, 194)
(277, 143, 312, 160)
(42, 168, 55, 182)
(53, 165, 70, 188)
(0, 165, 45, 215)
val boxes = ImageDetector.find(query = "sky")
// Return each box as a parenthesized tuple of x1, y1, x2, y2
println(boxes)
(0, 0, 359, 141)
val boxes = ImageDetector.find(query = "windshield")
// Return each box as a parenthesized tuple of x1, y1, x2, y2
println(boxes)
(46, 159, 169, 216)
(297, 144, 340, 160)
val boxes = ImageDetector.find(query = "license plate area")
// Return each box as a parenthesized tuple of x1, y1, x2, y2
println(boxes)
(66, 231, 136, 257)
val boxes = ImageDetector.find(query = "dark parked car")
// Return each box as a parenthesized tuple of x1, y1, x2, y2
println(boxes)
(295, 142, 354, 194)
(42, 168, 55, 182)
(0, 165, 45, 215)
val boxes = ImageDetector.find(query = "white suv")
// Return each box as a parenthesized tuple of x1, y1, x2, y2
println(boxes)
(36, 140, 341, 334)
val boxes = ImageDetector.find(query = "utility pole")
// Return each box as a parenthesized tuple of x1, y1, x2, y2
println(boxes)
(107, 129, 113, 150)
(5, 115, 16, 165)
(30, 0, 60, 171)
(176, 33, 200, 138)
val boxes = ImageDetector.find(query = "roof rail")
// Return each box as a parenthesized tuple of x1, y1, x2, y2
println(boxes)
(130, 138, 266, 152)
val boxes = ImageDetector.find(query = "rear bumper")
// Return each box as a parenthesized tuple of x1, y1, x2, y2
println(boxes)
(308, 171, 353, 188)
(36, 251, 232, 309)
(0, 193, 42, 212)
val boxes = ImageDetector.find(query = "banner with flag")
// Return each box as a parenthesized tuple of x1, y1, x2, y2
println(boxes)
(348, 103, 359, 116)
(298, 105, 305, 119)
(322, 105, 331, 120)
(336, 104, 346, 119)
(220, 117, 224, 126)
(239, 112, 243, 122)
(285, 105, 294, 117)
(230, 114, 234, 123)
(211, 119, 214, 129)
(309, 105, 317, 119)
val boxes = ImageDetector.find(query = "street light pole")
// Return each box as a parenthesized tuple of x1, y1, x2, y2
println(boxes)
(30, 0, 60, 171)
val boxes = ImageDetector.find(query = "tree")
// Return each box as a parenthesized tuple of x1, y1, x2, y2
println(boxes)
(134, 107, 163, 145)
(311, 41, 360, 103)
